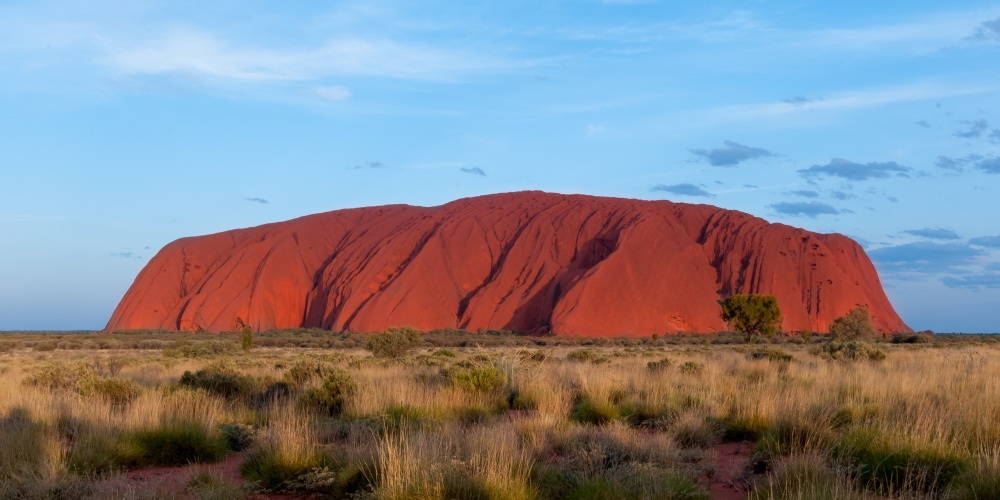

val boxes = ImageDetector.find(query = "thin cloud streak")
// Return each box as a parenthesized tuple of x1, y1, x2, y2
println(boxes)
(103, 28, 531, 83)
(706, 82, 996, 122)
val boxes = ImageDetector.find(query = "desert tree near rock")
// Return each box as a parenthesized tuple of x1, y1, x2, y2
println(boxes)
(718, 294, 783, 343)
(828, 305, 878, 340)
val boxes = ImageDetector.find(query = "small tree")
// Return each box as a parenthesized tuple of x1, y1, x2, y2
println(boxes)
(364, 326, 421, 358)
(235, 317, 253, 352)
(828, 306, 877, 340)
(718, 294, 783, 343)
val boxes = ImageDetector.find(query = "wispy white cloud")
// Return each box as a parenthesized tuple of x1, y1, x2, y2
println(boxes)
(313, 85, 351, 101)
(706, 82, 996, 122)
(102, 28, 527, 83)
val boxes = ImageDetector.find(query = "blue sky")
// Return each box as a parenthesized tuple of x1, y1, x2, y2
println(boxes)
(1, 0, 998, 332)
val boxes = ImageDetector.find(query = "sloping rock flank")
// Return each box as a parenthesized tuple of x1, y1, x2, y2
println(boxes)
(107, 192, 909, 335)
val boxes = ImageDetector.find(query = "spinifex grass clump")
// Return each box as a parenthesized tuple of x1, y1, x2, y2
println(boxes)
(129, 418, 230, 467)
(833, 427, 971, 495)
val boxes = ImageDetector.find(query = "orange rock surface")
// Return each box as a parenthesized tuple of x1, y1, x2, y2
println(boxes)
(106, 191, 909, 335)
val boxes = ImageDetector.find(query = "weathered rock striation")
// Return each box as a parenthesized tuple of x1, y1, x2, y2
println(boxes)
(106, 191, 909, 336)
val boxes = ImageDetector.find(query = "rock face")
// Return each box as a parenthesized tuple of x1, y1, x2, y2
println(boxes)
(106, 191, 909, 336)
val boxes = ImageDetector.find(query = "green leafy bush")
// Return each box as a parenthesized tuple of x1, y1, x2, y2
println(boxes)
(679, 361, 704, 375)
(569, 395, 619, 425)
(647, 358, 672, 371)
(297, 371, 356, 417)
(179, 365, 255, 399)
(829, 306, 878, 340)
(445, 364, 507, 393)
(834, 428, 970, 494)
(364, 327, 422, 358)
(748, 347, 793, 363)
(567, 349, 600, 362)
(77, 376, 142, 408)
(129, 420, 229, 467)
(815, 341, 886, 361)
(219, 422, 256, 451)
(22, 363, 93, 391)
(283, 360, 337, 387)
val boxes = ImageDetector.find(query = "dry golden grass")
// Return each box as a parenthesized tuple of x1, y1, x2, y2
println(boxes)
(0, 336, 999, 498)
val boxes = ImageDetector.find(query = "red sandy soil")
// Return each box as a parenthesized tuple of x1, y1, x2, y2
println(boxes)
(107, 191, 908, 336)
(93, 453, 305, 499)
(703, 441, 753, 500)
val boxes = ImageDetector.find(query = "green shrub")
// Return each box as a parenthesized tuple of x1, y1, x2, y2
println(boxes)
(219, 422, 256, 451)
(297, 371, 356, 417)
(950, 450, 1000, 500)
(179, 365, 255, 399)
(891, 333, 935, 344)
(282, 464, 370, 496)
(748, 347, 793, 363)
(240, 324, 254, 352)
(66, 432, 139, 475)
(22, 363, 93, 391)
(241, 447, 339, 492)
(129, 420, 229, 467)
(647, 358, 672, 371)
(0, 408, 48, 480)
(834, 428, 970, 494)
(719, 294, 783, 343)
(364, 326, 421, 358)
(77, 376, 142, 408)
(620, 402, 678, 430)
(679, 361, 704, 375)
(567, 349, 602, 362)
(829, 306, 878, 340)
(432, 349, 457, 358)
(283, 360, 337, 387)
(507, 389, 538, 410)
(446, 364, 507, 393)
(535, 463, 708, 500)
(815, 341, 886, 361)
(569, 395, 620, 425)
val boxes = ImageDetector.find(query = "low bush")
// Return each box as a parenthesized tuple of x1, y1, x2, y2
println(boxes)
(834, 428, 970, 494)
(567, 349, 608, 363)
(219, 422, 257, 452)
(77, 376, 142, 408)
(815, 341, 886, 361)
(569, 395, 620, 426)
(365, 327, 422, 358)
(891, 333, 935, 344)
(647, 358, 672, 371)
(241, 446, 339, 492)
(679, 361, 705, 375)
(179, 365, 255, 399)
(829, 306, 878, 340)
(22, 363, 93, 391)
(432, 349, 457, 358)
(282, 359, 337, 387)
(297, 370, 356, 417)
(129, 420, 230, 467)
(445, 364, 507, 393)
(748, 347, 793, 363)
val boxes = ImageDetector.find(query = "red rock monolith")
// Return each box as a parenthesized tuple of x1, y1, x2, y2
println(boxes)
(106, 191, 909, 335)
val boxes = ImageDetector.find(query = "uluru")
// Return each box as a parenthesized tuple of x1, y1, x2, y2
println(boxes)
(106, 191, 909, 336)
